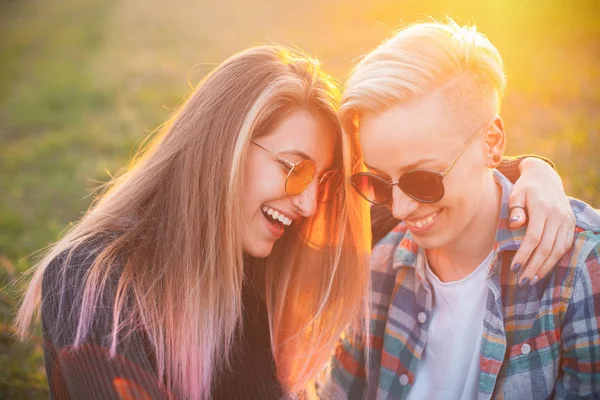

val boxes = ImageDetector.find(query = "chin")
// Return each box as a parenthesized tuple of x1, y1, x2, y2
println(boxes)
(411, 235, 434, 249)
(243, 240, 275, 259)
(411, 231, 453, 250)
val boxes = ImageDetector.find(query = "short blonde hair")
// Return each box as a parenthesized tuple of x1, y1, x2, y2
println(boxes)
(340, 18, 506, 133)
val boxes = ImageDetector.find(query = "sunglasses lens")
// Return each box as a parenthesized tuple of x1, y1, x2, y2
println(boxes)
(351, 174, 390, 204)
(317, 169, 342, 203)
(286, 160, 316, 196)
(400, 170, 444, 202)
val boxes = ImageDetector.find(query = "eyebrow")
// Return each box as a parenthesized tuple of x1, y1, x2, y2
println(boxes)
(281, 149, 337, 175)
(280, 149, 314, 163)
(363, 162, 389, 177)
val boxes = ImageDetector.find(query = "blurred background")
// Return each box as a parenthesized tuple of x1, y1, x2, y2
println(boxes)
(1, 0, 598, 397)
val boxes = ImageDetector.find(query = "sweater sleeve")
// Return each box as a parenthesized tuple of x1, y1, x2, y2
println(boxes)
(370, 154, 556, 246)
(496, 154, 556, 183)
(41, 246, 171, 400)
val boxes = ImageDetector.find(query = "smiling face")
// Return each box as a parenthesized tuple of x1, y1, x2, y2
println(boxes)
(359, 92, 497, 251)
(241, 109, 336, 258)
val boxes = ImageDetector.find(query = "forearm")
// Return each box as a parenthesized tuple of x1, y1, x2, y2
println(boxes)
(498, 154, 556, 183)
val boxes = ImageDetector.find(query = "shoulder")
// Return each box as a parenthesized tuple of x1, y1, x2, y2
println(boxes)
(543, 200, 600, 313)
(369, 205, 412, 275)
(570, 197, 600, 233)
(42, 240, 104, 298)
(567, 198, 600, 269)
(370, 205, 404, 247)
(41, 238, 119, 348)
(570, 200, 600, 298)
(42, 238, 112, 310)
(41, 239, 162, 397)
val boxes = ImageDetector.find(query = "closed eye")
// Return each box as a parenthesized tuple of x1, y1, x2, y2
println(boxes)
(276, 159, 292, 173)
(368, 169, 391, 182)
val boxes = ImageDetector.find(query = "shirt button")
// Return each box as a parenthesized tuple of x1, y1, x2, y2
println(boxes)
(399, 374, 409, 386)
(521, 343, 531, 355)
(417, 312, 427, 324)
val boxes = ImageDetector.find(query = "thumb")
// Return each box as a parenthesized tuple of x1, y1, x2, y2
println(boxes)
(509, 188, 528, 229)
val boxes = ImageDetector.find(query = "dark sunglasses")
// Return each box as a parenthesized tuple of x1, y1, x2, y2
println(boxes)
(350, 123, 488, 204)
(252, 141, 341, 203)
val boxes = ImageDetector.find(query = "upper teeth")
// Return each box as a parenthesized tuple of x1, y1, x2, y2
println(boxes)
(406, 211, 439, 229)
(262, 206, 292, 226)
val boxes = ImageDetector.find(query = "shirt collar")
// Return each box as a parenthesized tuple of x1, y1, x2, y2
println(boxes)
(391, 170, 526, 273)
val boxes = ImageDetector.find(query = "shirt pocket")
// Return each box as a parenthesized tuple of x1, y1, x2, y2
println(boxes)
(500, 330, 561, 399)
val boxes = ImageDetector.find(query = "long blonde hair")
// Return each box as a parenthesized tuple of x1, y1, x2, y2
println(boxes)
(16, 45, 371, 399)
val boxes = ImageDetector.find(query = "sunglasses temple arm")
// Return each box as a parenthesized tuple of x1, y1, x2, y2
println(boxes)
(440, 128, 482, 177)
(252, 141, 296, 168)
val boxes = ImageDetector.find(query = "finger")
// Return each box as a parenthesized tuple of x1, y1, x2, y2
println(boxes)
(529, 223, 573, 283)
(511, 215, 544, 275)
(509, 206, 528, 229)
(508, 189, 527, 229)
(518, 218, 561, 286)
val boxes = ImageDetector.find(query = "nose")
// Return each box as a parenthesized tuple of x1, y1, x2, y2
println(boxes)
(292, 180, 318, 217)
(390, 185, 419, 220)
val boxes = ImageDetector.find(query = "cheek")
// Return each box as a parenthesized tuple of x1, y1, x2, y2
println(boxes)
(242, 156, 285, 212)
(440, 178, 484, 225)
(442, 161, 487, 203)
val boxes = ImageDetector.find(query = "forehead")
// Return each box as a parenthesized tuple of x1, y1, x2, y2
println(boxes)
(260, 109, 336, 168)
(359, 95, 461, 174)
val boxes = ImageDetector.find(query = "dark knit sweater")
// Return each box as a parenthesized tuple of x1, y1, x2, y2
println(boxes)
(40, 156, 547, 399)
(41, 248, 283, 400)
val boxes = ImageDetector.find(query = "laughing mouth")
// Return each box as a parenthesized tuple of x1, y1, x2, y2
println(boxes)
(262, 206, 292, 227)
(405, 210, 440, 229)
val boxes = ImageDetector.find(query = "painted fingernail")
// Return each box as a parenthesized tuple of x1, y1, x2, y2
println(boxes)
(520, 278, 530, 287)
(530, 276, 539, 286)
(511, 263, 522, 272)
(510, 216, 520, 222)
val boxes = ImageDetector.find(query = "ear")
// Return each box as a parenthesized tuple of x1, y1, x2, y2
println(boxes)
(485, 115, 506, 168)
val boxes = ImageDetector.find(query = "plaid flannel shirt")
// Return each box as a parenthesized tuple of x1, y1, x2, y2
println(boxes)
(323, 171, 600, 399)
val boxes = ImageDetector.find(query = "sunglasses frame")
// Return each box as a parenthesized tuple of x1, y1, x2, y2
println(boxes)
(251, 141, 341, 202)
(351, 121, 489, 205)
(351, 170, 445, 204)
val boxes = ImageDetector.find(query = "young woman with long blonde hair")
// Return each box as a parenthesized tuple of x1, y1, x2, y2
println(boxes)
(17, 45, 370, 399)
(16, 44, 572, 399)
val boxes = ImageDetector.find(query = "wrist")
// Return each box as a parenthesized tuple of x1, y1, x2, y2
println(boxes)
(519, 156, 551, 174)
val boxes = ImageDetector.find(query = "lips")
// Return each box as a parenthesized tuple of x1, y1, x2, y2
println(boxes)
(405, 210, 440, 229)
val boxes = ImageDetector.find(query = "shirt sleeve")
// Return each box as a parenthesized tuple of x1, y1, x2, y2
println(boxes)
(318, 324, 368, 400)
(554, 242, 600, 398)
(41, 248, 171, 400)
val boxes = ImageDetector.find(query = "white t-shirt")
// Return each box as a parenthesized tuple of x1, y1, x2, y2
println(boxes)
(407, 250, 494, 400)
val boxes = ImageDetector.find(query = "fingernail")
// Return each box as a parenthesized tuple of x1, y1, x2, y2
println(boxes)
(511, 263, 522, 272)
(530, 276, 539, 286)
(520, 278, 530, 287)
(510, 216, 520, 222)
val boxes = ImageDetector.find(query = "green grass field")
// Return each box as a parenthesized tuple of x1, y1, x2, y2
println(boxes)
(1, 0, 598, 397)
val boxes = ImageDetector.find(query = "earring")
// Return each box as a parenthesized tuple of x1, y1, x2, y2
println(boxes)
(488, 154, 501, 168)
